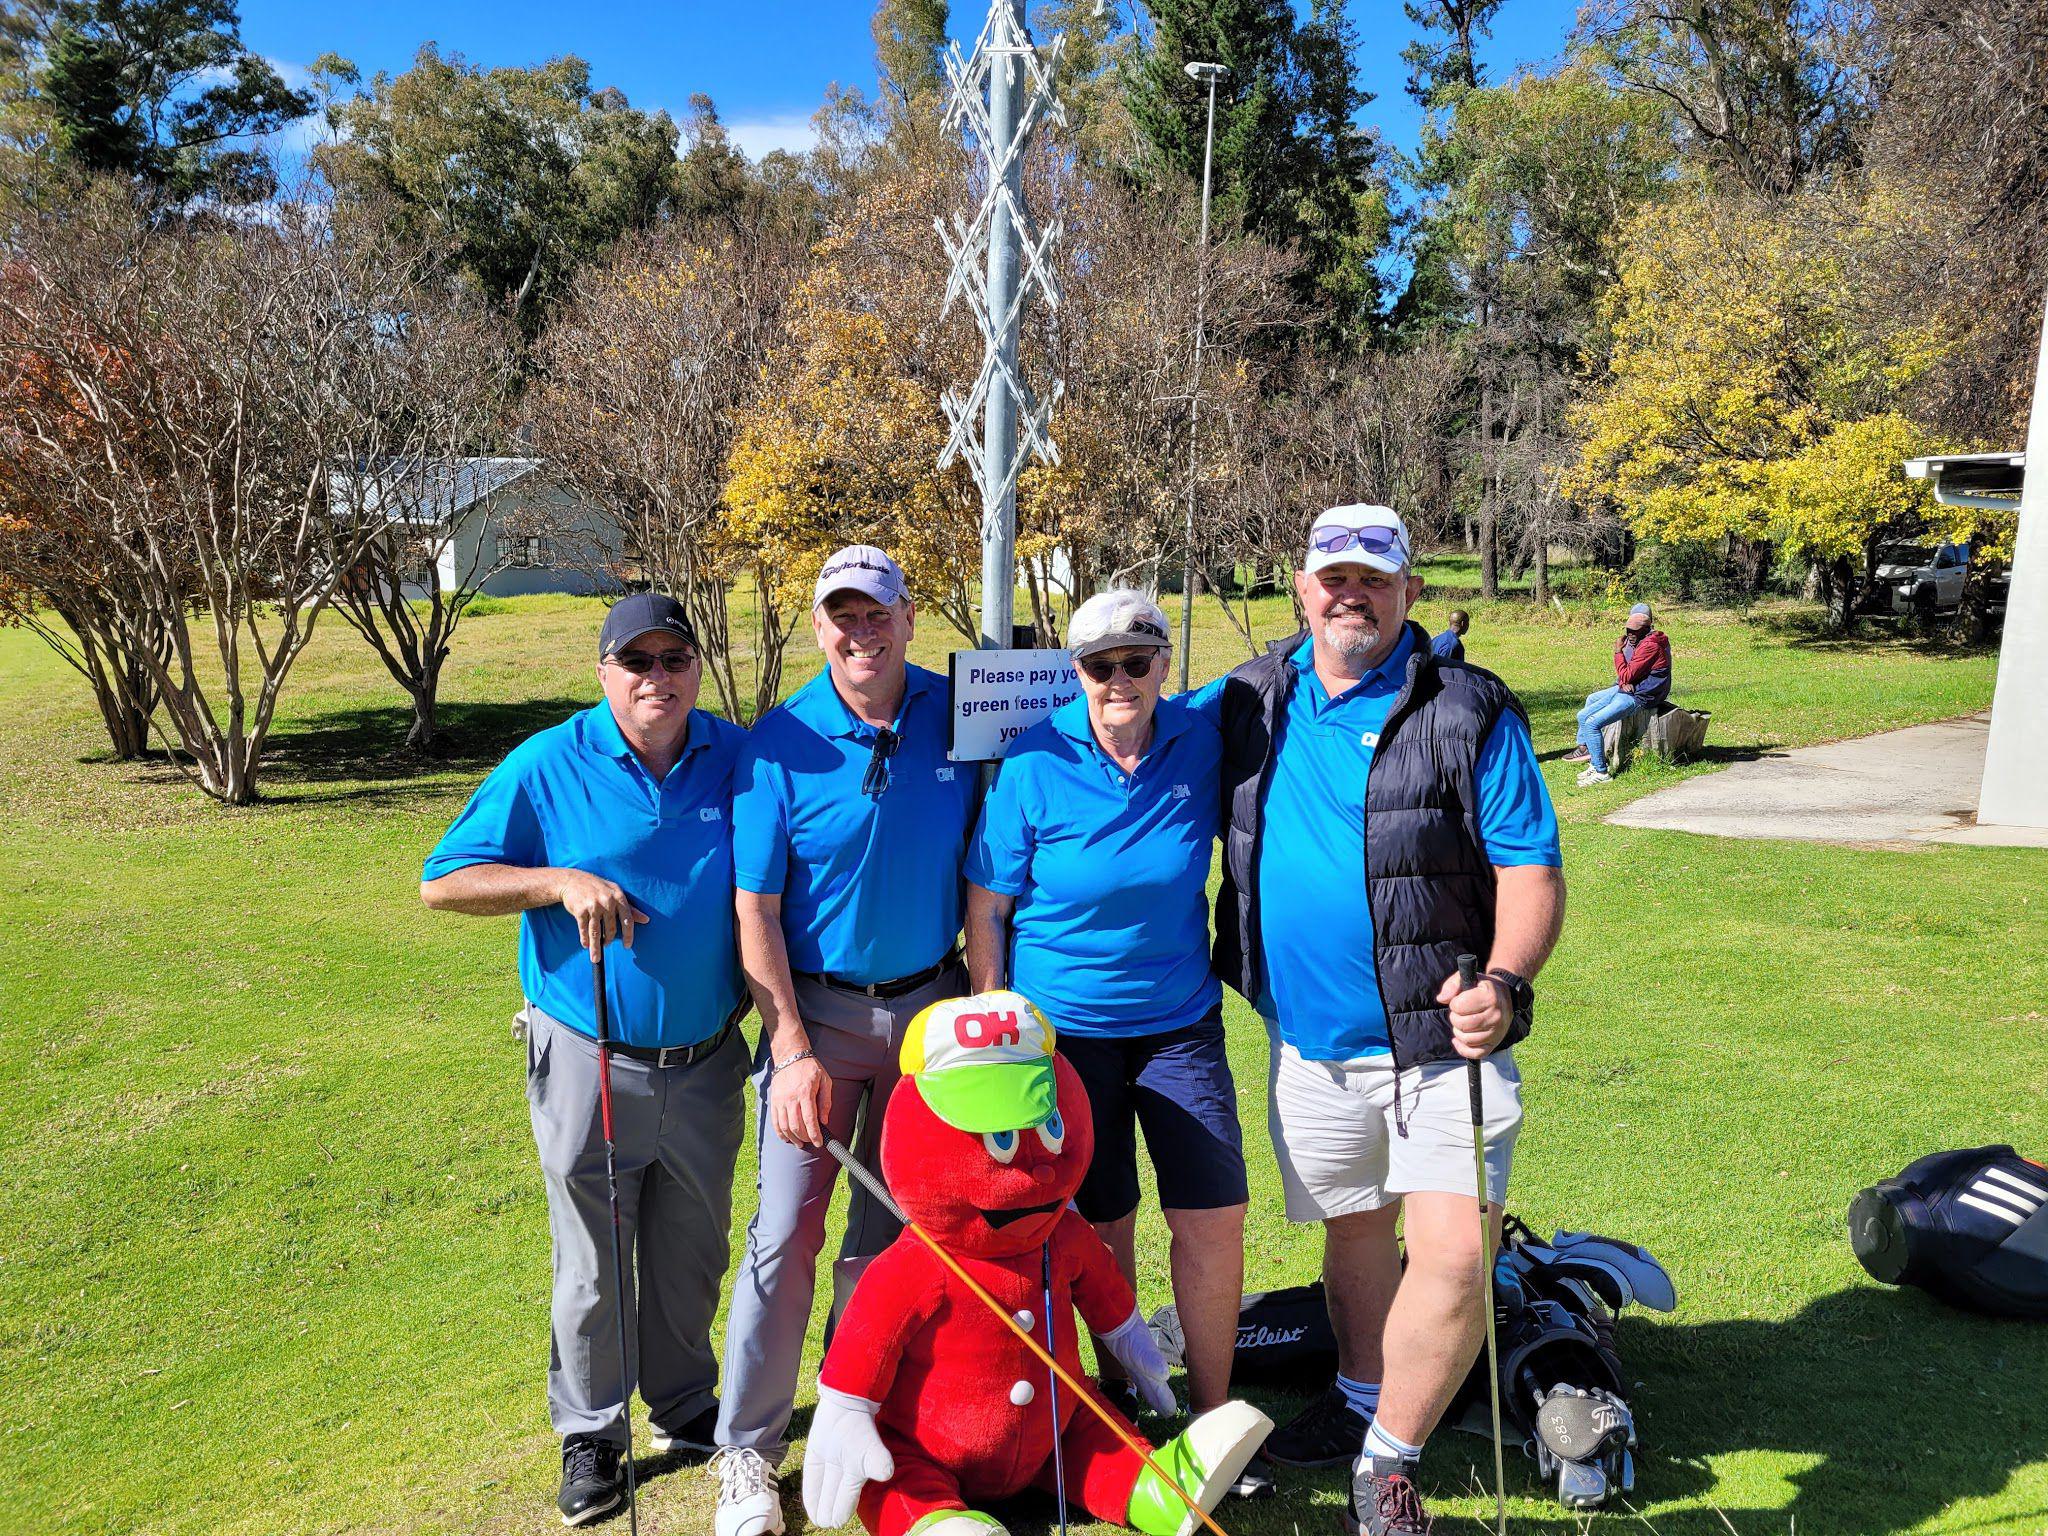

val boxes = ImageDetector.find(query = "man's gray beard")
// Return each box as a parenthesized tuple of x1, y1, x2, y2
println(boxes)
(1320, 618, 1380, 659)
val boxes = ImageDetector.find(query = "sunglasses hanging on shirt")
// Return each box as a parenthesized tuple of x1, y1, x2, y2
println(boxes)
(861, 726, 900, 800)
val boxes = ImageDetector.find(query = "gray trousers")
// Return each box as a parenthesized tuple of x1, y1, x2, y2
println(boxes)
(526, 1004, 748, 1448)
(715, 961, 966, 1457)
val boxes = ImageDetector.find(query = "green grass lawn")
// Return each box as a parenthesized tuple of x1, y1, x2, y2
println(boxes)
(2, 576, 2044, 1536)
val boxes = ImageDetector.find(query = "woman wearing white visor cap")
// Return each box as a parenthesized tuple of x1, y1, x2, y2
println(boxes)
(964, 589, 1249, 1430)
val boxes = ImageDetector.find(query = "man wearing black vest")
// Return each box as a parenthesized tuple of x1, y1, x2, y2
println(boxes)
(1195, 505, 1565, 1536)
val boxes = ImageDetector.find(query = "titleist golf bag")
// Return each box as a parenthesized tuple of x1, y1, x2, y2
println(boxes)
(1850, 1145, 2048, 1319)
(1148, 1215, 1675, 1509)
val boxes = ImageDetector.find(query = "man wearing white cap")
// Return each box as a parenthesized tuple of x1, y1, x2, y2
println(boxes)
(714, 546, 976, 1536)
(1195, 505, 1566, 1536)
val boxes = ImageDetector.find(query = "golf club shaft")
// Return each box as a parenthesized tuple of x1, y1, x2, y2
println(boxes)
(823, 1139, 1232, 1536)
(593, 949, 639, 1536)
(1043, 1242, 1069, 1536)
(1457, 952, 1507, 1536)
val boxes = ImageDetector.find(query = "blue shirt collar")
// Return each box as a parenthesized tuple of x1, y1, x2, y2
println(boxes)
(1289, 624, 1417, 701)
(788, 663, 938, 739)
(1051, 691, 1192, 753)
(588, 700, 704, 763)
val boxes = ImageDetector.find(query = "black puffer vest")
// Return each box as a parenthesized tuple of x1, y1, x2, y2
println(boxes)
(1213, 620, 1533, 1069)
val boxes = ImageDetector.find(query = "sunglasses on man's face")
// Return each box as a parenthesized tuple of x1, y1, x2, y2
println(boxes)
(1311, 524, 1408, 560)
(609, 649, 698, 675)
(1078, 652, 1157, 683)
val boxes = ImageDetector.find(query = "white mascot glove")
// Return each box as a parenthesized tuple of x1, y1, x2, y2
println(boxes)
(803, 1385, 895, 1529)
(1101, 1306, 1177, 1416)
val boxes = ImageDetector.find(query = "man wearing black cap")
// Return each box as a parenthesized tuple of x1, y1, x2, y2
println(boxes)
(421, 593, 752, 1526)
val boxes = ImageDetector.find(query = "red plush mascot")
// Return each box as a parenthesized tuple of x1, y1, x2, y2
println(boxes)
(802, 991, 1271, 1536)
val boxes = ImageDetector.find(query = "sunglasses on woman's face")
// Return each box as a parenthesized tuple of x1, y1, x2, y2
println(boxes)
(1311, 524, 1408, 560)
(609, 649, 698, 675)
(1078, 652, 1157, 683)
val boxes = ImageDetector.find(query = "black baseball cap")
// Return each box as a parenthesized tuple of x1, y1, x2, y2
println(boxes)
(599, 593, 699, 658)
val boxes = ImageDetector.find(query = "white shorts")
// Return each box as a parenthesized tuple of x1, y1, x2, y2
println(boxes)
(1266, 1033, 1523, 1223)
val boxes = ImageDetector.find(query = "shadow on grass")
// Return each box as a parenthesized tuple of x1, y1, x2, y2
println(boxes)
(256, 697, 590, 805)
(1743, 608, 2002, 660)
(1611, 1283, 2048, 1534)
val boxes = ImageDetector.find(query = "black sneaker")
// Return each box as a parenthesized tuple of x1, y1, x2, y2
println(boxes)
(558, 1435, 624, 1527)
(1261, 1384, 1368, 1468)
(649, 1399, 720, 1458)
(1230, 1462, 1277, 1500)
(1096, 1376, 1147, 1422)
(1350, 1455, 1431, 1535)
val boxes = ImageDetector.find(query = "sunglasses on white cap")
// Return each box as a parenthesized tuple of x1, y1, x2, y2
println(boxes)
(1311, 524, 1409, 560)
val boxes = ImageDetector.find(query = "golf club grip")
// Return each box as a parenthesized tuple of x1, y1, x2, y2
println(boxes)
(1455, 952, 1485, 1121)
(591, 948, 610, 1047)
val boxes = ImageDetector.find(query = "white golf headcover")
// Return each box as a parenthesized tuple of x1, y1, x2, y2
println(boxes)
(1100, 1306, 1176, 1416)
(802, 1385, 895, 1529)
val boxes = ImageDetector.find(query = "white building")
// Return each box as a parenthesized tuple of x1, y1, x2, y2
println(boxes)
(329, 457, 622, 599)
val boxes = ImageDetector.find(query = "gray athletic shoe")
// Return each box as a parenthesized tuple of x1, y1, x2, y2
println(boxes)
(1349, 1454, 1432, 1536)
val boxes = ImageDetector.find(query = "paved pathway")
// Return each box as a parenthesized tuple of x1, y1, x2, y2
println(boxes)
(1605, 712, 2048, 849)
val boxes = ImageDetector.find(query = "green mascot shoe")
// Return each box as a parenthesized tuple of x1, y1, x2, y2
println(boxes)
(906, 1511, 1010, 1536)
(1126, 1402, 1275, 1536)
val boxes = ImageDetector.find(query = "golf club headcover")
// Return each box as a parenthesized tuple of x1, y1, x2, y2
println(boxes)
(1100, 1307, 1176, 1415)
(1850, 1145, 2048, 1319)
(804, 1386, 894, 1529)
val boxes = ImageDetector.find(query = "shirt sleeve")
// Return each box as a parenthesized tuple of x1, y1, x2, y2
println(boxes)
(1183, 674, 1228, 723)
(422, 753, 544, 880)
(731, 733, 791, 896)
(1474, 711, 1561, 867)
(964, 753, 1033, 897)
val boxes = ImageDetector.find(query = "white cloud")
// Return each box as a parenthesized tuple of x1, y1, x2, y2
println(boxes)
(724, 113, 820, 162)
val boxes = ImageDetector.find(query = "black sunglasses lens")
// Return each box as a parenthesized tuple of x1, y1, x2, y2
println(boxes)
(1120, 654, 1153, 680)
(1081, 654, 1153, 681)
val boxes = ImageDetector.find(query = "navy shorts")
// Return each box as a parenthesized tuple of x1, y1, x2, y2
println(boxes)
(1060, 1009, 1249, 1222)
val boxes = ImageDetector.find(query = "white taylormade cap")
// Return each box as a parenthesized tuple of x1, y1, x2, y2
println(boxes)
(1066, 589, 1171, 658)
(814, 545, 910, 609)
(1304, 505, 1413, 576)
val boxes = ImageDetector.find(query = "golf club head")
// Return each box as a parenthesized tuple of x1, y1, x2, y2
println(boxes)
(1533, 1384, 1633, 1465)
(1555, 1455, 1610, 1509)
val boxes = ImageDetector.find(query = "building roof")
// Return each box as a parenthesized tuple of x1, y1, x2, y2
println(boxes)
(1903, 451, 2025, 511)
(327, 456, 542, 527)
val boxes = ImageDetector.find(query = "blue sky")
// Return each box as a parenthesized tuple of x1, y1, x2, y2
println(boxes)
(239, 0, 1582, 166)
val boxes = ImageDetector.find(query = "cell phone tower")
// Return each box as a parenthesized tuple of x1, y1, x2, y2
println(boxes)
(936, 0, 1065, 651)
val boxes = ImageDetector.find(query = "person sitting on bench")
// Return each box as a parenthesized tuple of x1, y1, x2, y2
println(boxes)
(1566, 603, 1671, 785)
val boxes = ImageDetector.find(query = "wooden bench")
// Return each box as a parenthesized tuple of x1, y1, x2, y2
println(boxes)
(1601, 701, 1711, 771)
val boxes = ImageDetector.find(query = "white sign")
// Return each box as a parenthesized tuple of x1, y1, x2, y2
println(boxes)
(948, 649, 1081, 762)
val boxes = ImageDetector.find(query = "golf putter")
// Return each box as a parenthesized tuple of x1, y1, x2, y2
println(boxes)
(592, 949, 640, 1536)
(1458, 952, 1508, 1536)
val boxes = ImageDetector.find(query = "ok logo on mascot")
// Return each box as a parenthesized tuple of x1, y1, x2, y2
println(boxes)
(803, 990, 1271, 1536)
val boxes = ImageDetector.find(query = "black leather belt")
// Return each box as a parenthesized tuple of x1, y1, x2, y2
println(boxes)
(807, 949, 961, 1001)
(606, 1018, 736, 1069)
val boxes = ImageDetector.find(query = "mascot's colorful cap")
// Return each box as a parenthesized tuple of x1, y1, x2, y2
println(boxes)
(900, 990, 1057, 1134)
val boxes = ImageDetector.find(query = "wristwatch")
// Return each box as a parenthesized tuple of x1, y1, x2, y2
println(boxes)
(1483, 968, 1535, 1027)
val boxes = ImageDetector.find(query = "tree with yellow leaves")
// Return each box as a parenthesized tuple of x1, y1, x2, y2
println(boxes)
(1567, 188, 1960, 620)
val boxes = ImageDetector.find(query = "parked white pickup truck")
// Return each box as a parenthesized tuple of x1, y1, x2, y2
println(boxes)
(1871, 540, 1970, 614)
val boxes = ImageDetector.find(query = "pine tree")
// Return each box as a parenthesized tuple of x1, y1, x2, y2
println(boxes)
(1126, 0, 1388, 348)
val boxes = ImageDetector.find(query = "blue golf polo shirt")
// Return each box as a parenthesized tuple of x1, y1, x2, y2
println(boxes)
(733, 663, 977, 985)
(968, 694, 1222, 1038)
(1253, 629, 1559, 1061)
(422, 703, 749, 1050)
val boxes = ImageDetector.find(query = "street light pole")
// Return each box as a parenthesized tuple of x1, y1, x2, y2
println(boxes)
(1178, 60, 1227, 694)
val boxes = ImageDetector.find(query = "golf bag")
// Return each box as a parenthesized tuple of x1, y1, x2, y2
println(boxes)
(1850, 1145, 2048, 1319)
(1444, 1217, 1673, 1509)
(1148, 1214, 1674, 1510)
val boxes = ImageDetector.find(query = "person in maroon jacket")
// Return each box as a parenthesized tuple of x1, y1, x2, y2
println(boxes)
(1566, 602, 1671, 784)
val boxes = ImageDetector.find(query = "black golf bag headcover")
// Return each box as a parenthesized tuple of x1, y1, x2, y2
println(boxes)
(1850, 1145, 2048, 1319)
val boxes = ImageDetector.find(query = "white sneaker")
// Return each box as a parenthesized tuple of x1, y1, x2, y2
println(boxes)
(711, 1446, 784, 1536)
(1576, 766, 1613, 786)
